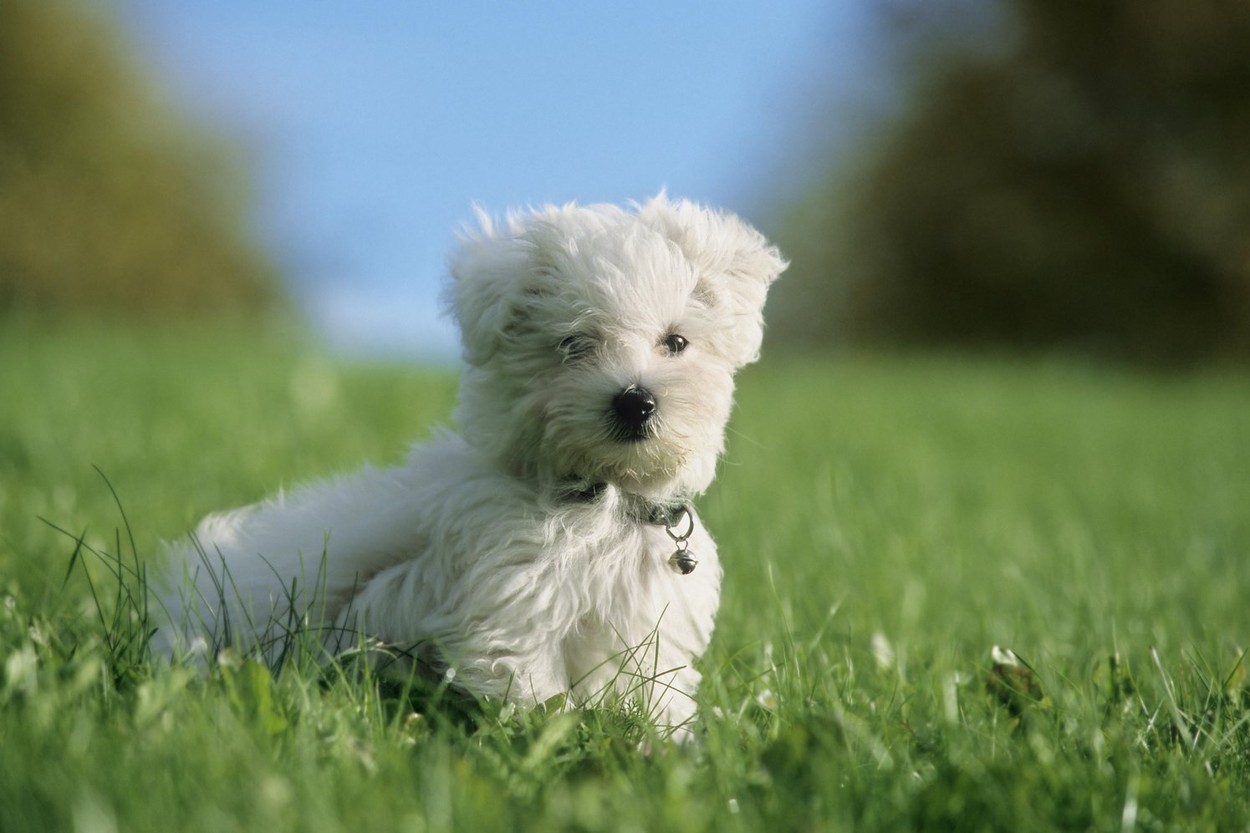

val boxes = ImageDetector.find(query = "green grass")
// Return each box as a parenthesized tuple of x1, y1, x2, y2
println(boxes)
(2, 321, 1249, 832)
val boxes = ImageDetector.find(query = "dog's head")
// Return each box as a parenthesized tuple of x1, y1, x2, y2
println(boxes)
(445, 195, 786, 501)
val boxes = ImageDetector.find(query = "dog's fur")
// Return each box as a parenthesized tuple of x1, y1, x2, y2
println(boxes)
(159, 195, 785, 732)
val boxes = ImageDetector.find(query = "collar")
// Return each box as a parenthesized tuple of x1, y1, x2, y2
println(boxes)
(559, 480, 688, 527)
(560, 480, 699, 575)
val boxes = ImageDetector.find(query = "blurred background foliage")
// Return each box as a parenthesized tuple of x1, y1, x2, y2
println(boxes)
(4, 0, 1250, 366)
(769, 0, 1250, 366)
(0, 0, 282, 319)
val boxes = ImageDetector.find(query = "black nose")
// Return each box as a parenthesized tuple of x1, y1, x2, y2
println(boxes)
(612, 385, 656, 438)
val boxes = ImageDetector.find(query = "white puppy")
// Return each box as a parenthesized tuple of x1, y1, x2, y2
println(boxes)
(160, 195, 785, 733)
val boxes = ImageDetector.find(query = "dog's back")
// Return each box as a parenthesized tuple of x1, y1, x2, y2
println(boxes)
(156, 434, 477, 663)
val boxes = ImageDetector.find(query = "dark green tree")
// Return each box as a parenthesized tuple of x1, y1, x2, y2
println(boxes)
(770, 0, 1250, 365)
(0, 0, 282, 317)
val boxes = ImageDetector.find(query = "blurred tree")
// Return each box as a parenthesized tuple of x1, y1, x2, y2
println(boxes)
(769, 0, 1250, 365)
(0, 0, 282, 318)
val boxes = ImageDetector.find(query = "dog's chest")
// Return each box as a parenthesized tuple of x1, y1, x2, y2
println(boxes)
(522, 507, 652, 588)
(547, 509, 671, 576)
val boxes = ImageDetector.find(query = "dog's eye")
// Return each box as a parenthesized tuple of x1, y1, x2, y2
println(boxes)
(663, 334, 689, 355)
(558, 334, 596, 362)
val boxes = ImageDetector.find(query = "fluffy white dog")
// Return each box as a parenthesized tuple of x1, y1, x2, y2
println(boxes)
(159, 195, 785, 733)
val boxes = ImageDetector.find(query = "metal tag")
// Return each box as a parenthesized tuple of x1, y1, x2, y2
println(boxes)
(664, 504, 697, 575)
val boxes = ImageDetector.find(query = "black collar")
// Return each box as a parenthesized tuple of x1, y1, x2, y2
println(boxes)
(559, 479, 699, 575)
(560, 480, 688, 528)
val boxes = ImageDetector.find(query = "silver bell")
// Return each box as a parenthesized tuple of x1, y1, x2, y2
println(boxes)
(670, 549, 698, 575)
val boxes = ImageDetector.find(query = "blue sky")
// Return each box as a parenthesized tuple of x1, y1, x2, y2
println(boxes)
(116, 2, 885, 357)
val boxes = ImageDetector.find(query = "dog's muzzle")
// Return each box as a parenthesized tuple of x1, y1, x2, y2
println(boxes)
(610, 385, 656, 442)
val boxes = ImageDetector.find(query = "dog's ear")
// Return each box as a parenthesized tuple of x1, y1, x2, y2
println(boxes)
(640, 195, 787, 366)
(444, 208, 530, 366)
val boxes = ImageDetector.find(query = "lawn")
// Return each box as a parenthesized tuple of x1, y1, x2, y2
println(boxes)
(2, 320, 1248, 832)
